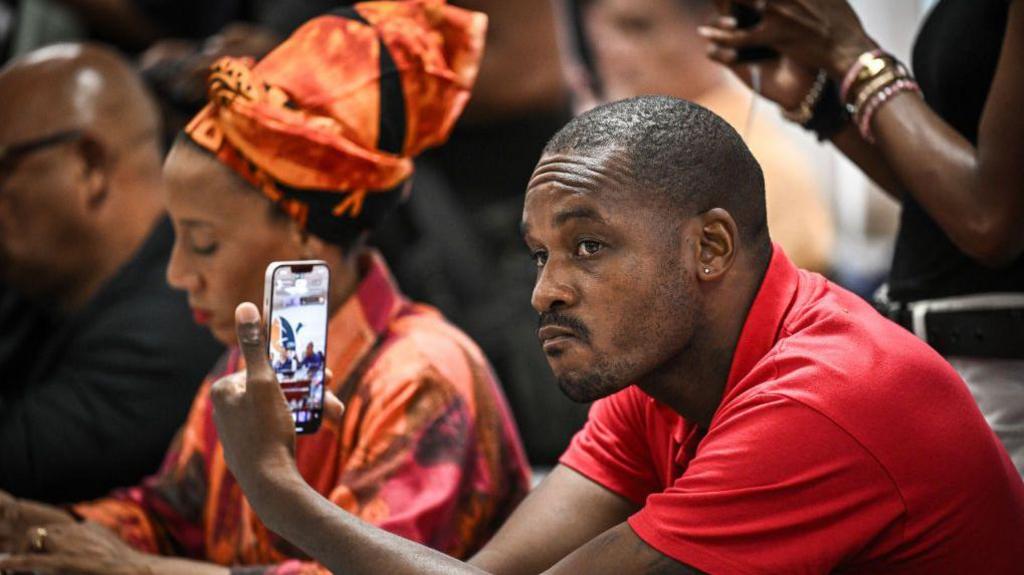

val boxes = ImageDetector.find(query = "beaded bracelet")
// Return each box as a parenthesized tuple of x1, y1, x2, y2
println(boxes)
(783, 69, 829, 125)
(840, 49, 885, 103)
(857, 79, 922, 143)
(804, 77, 850, 141)
(850, 64, 906, 113)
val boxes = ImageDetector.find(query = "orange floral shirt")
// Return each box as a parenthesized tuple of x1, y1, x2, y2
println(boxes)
(73, 253, 530, 573)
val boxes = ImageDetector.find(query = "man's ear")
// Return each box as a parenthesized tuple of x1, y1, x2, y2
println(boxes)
(76, 135, 110, 210)
(696, 207, 738, 282)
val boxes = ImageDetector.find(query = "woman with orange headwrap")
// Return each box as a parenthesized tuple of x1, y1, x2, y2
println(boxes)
(0, 3, 530, 574)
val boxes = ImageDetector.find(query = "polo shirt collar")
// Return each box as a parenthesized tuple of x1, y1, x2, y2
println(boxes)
(720, 243, 800, 403)
(324, 250, 406, 388)
(655, 244, 800, 441)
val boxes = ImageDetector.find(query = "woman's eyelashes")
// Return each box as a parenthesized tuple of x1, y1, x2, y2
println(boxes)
(187, 229, 219, 256)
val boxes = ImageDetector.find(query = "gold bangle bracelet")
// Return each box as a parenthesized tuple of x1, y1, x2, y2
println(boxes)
(851, 66, 909, 115)
(847, 57, 905, 108)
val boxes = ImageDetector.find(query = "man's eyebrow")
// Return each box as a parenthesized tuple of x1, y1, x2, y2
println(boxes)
(553, 206, 606, 226)
(520, 206, 607, 239)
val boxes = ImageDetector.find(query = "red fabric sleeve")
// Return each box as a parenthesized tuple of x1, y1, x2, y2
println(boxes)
(627, 393, 906, 574)
(558, 388, 661, 505)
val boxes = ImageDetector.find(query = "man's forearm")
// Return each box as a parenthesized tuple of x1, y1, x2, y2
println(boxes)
(247, 470, 487, 575)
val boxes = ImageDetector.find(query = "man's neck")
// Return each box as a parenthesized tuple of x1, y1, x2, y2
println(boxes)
(637, 258, 768, 429)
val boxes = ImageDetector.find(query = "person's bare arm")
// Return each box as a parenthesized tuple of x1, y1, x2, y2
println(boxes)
(828, 122, 906, 201)
(703, 0, 1024, 267)
(227, 459, 696, 575)
(469, 465, 637, 574)
(210, 303, 702, 575)
(867, 4, 1024, 267)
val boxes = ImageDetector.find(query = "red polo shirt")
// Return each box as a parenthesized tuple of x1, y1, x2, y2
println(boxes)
(560, 246, 1024, 573)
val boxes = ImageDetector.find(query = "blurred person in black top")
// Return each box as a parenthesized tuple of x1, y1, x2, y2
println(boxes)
(0, 43, 222, 502)
(701, 0, 1024, 475)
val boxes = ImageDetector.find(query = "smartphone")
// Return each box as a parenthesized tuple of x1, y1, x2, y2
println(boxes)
(731, 2, 778, 62)
(263, 261, 330, 434)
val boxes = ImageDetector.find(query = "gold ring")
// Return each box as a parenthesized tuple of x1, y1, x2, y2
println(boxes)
(30, 526, 47, 552)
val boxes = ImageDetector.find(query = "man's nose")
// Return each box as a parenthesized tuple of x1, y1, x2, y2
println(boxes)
(531, 260, 577, 313)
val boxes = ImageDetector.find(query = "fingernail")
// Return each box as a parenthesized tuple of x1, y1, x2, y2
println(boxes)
(722, 16, 737, 28)
(236, 302, 260, 323)
(238, 319, 261, 346)
(697, 26, 713, 36)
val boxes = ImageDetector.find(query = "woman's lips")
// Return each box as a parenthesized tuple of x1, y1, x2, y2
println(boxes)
(192, 308, 212, 325)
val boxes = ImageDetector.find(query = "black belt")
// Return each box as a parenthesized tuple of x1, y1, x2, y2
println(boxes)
(873, 293, 1024, 360)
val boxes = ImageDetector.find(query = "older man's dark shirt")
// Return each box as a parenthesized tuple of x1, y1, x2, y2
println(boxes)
(0, 217, 222, 503)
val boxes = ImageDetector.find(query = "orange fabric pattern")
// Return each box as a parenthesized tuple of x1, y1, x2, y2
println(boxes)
(73, 254, 530, 574)
(184, 1, 487, 229)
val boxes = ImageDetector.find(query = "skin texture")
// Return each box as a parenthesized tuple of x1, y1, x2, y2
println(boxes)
(0, 43, 164, 311)
(158, 144, 772, 574)
(701, 0, 1024, 267)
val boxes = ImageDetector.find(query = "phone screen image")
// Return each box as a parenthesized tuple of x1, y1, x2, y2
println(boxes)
(267, 263, 329, 434)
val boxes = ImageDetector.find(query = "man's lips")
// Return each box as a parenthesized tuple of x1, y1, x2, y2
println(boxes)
(538, 325, 580, 352)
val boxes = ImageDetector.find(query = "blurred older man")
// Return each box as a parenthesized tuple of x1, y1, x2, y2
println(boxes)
(0, 43, 221, 503)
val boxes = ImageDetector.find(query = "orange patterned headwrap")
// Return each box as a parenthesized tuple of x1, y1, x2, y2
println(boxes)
(184, 0, 487, 245)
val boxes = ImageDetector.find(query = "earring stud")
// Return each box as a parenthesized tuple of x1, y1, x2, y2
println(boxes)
(703, 266, 711, 274)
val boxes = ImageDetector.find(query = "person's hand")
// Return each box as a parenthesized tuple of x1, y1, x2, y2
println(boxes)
(700, 0, 878, 78)
(209, 303, 345, 494)
(702, 14, 818, 110)
(0, 490, 73, 552)
(209, 303, 297, 493)
(0, 521, 152, 575)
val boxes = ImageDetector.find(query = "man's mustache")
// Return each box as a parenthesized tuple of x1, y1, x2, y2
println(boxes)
(538, 311, 590, 342)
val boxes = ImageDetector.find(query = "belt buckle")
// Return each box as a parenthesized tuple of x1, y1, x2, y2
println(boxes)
(907, 301, 931, 341)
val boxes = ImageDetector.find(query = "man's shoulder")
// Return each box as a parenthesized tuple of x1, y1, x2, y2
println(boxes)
(736, 273, 1017, 505)
(773, 271, 957, 390)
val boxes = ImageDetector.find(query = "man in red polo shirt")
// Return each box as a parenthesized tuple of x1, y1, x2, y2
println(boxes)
(16, 96, 1017, 574)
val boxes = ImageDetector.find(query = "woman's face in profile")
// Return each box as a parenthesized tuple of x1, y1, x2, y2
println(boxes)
(163, 141, 306, 346)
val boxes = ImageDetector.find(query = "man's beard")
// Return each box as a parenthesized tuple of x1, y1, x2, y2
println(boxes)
(556, 355, 634, 403)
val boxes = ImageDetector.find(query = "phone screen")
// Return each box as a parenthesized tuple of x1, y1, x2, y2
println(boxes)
(267, 263, 329, 434)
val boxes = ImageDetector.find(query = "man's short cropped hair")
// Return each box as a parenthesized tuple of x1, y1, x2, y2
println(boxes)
(543, 95, 769, 247)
